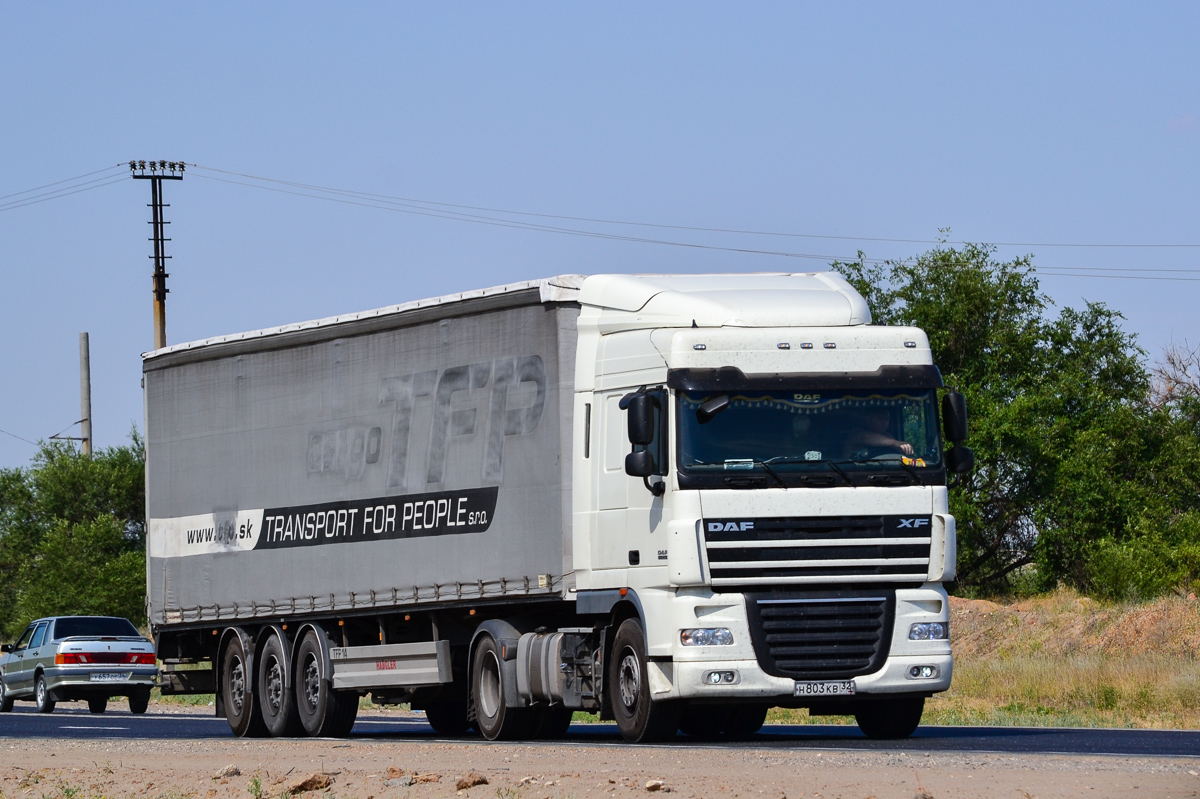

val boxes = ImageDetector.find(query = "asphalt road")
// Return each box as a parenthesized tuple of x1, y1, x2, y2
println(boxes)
(0, 706, 1196, 757)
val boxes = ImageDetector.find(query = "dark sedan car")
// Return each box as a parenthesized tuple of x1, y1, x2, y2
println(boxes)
(0, 616, 157, 714)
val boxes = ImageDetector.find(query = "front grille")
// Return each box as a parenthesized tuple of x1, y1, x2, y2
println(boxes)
(745, 591, 895, 680)
(703, 515, 932, 587)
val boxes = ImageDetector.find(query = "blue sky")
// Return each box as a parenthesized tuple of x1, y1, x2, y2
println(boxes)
(1, 3, 1198, 467)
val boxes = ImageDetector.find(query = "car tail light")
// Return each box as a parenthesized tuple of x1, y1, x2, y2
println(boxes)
(129, 653, 156, 665)
(55, 653, 82, 664)
(54, 652, 155, 665)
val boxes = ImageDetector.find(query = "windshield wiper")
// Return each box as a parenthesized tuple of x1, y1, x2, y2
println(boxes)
(764, 456, 853, 486)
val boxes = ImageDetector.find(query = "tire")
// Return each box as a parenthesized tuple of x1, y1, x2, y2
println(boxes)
(424, 699, 471, 735)
(0, 678, 13, 713)
(723, 704, 768, 739)
(608, 619, 680, 743)
(855, 697, 925, 739)
(221, 634, 267, 737)
(679, 704, 730, 739)
(129, 688, 150, 715)
(470, 635, 532, 740)
(294, 629, 358, 737)
(530, 705, 574, 739)
(34, 674, 55, 714)
(88, 696, 108, 714)
(257, 633, 301, 737)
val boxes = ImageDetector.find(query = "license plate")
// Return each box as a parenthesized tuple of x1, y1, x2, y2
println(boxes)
(793, 680, 855, 697)
(90, 672, 131, 682)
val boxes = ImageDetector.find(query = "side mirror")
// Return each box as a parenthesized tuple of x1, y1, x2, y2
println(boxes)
(942, 391, 968, 443)
(945, 445, 974, 475)
(625, 450, 655, 477)
(620, 392, 655, 445)
(696, 393, 730, 424)
(0, 644, 11, 653)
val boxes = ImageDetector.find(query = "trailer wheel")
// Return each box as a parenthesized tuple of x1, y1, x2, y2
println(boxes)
(294, 629, 358, 737)
(854, 697, 924, 739)
(257, 633, 301, 737)
(221, 635, 267, 737)
(608, 619, 680, 742)
(470, 635, 531, 740)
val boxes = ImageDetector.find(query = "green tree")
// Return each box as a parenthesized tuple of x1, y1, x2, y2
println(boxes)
(0, 433, 145, 636)
(833, 243, 1200, 597)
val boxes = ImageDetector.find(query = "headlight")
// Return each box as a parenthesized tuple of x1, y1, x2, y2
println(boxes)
(908, 622, 948, 640)
(680, 628, 734, 646)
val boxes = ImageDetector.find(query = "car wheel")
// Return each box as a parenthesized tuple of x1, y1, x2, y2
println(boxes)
(855, 697, 924, 739)
(88, 696, 108, 714)
(221, 634, 267, 737)
(608, 619, 680, 743)
(34, 674, 55, 714)
(257, 633, 301, 737)
(0, 678, 13, 713)
(293, 629, 358, 737)
(470, 634, 531, 740)
(129, 688, 150, 715)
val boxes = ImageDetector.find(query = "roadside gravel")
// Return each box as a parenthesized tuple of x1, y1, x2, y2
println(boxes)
(3, 719, 1197, 799)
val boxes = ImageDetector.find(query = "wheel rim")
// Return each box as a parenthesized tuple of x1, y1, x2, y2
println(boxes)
(303, 654, 321, 710)
(617, 650, 641, 711)
(265, 656, 284, 713)
(228, 657, 246, 715)
(479, 650, 502, 719)
(36, 679, 45, 707)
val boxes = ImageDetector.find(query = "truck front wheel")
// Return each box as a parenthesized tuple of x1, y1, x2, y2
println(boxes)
(855, 697, 925, 739)
(471, 635, 531, 740)
(294, 630, 358, 737)
(608, 619, 680, 743)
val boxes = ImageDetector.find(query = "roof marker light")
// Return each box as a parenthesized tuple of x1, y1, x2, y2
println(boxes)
(824, 342, 836, 349)
(777, 343, 790, 350)
(693, 344, 707, 350)
(904, 341, 917, 348)
(800, 343, 814, 350)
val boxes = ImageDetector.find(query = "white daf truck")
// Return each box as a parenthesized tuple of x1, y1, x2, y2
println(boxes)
(145, 272, 971, 742)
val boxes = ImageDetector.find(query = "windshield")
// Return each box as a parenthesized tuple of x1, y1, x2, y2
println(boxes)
(53, 617, 140, 639)
(678, 388, 943, 483)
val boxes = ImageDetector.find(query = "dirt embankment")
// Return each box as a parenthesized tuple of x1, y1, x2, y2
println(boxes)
(949, 590, 1200, 660)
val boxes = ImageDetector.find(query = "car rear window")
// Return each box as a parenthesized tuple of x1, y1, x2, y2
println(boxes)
(53, 617, 140, 639)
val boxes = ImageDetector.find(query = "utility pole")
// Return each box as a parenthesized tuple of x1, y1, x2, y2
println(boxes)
(79, 332, 92, 456)
(131, 160, 184, 350)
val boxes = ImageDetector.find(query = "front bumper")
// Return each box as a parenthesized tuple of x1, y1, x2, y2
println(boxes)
(665, 653, 952, 701)
(637, 583, 953, 702)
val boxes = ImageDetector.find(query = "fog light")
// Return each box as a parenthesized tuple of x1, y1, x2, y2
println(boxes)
(703, 670, 738, 685)
(908, 622, 948, 641)
(907, 665, 939, 679)
(681, 628, 734, 646)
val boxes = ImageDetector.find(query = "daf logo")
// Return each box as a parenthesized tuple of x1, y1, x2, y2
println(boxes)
(898, 518, 930, 528)
(708, 521, 754, 532)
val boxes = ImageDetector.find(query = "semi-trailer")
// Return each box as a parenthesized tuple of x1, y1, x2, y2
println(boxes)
(146, 272, 972, 742)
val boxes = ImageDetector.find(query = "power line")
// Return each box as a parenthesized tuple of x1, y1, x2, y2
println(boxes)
(0, 174, 128, 214)
(0, 427, 37, 447)
(0, 164, 124, 202)
(189, 163, 1200, 250)
(190, 167, 1200, 280)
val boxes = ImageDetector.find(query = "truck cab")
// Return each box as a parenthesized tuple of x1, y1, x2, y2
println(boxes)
(567, 273, 969, 740)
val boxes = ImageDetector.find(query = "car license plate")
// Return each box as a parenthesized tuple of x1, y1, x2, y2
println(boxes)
(793, 680, 855, 697)
(90, 672, 130, 682)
